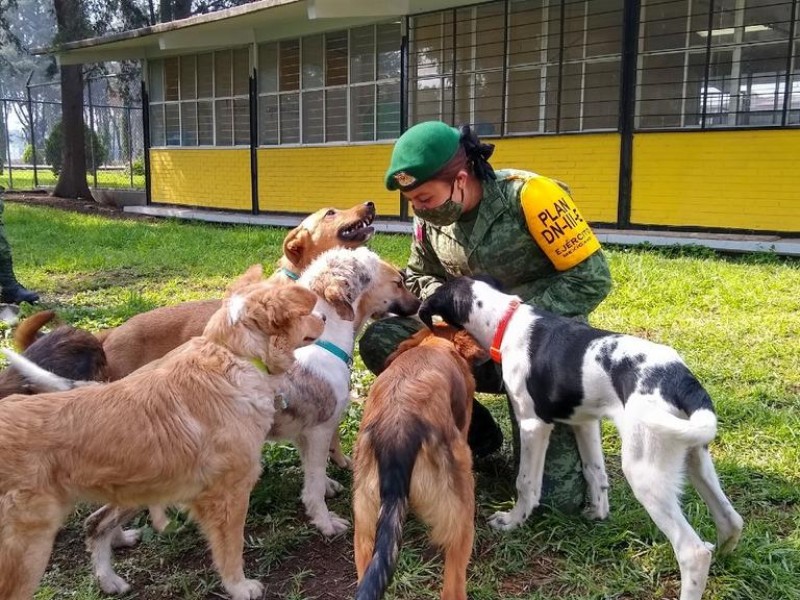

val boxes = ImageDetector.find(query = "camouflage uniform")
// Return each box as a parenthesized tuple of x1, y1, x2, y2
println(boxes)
(0, 188, 39, 304)
(360, 169, 612, 514)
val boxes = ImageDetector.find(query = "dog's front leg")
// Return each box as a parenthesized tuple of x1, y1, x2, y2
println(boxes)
(298, 427, 350, 536)
(489, 417, 554, 530)
(573, 421, 610, 520)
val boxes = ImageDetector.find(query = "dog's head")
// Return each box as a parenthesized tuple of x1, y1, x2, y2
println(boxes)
(206, 266, 326, 374)
(282, 202, 376, 269)
(418, 276, 510, 333)
(299, 247, 380, 321)
(384, 322, 488, 370)
(355, 260, 421, 325)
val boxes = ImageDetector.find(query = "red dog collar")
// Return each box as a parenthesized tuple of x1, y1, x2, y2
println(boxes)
(490, 299, 520, 363)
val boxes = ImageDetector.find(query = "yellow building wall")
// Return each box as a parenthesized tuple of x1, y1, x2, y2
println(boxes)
(632, 130, 800, 232)
(150, 149, 252, 210)
(257, 144, 401, 216)
(492, 134, 621, 223)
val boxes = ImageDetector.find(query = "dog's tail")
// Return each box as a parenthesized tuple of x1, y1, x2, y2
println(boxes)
(631, 403, 718, 446)
(13, 310, 56, 351)
(355, 420, 430, 600)
(0, 347, 88, 392)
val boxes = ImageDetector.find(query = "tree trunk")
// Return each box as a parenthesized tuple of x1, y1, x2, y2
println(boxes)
(53, 63, 92, 200)
(52, 0, 92, 200)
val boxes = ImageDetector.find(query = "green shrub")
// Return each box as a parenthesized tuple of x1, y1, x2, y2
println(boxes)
(22, 144, 45, 165)
(126, 155, 145, 177)
(44, 121, 108, 175)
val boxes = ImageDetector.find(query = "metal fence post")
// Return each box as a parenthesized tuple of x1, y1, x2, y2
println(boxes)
(128, 105, 134, 188)
(87, 76, 97, 189)
(2, 101, 13, 190)
(25, 72, 38, 188)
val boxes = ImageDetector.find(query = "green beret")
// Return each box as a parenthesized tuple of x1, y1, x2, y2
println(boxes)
(385, 121, 461, 191)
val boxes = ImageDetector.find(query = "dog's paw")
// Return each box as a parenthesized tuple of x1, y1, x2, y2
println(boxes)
(225, 578, 264, 600)
(314, 512, 350, 537)
(325, 476, 344, 498)
(98, 572, 132, 595)
(111, 527, 141, 548)
(584, 498, 609, 521)
(488, 510, 524, 531)
(148, 505, 171, 533)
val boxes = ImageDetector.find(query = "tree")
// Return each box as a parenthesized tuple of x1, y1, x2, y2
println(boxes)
(52, 0, 93, 199)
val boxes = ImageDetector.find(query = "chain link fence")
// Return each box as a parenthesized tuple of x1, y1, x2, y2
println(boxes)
(0, 75, 144, 191)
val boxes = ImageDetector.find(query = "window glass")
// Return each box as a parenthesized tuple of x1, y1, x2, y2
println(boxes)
(302, 35, 324, 88)
(215, 50, 232, 97)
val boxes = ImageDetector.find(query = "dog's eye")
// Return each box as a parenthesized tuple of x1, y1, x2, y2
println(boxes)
(395, 280, 403, 289)
(325, 209, 336, 217)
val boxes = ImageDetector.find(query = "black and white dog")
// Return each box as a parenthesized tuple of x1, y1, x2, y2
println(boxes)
(418, 276, 743, 600)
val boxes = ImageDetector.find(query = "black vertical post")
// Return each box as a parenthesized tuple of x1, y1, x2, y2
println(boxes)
(500, 0, 509, 135)
(400, 17, 410, 220)
(701, 0, 715, 129)
(141, 81, 152, 205)
(782, 0, 798, 126)
(249, 68, 259, 215)
(556, 0, 566, 133)
(25, 72, 38, 188)
(617, 0, 640, 229)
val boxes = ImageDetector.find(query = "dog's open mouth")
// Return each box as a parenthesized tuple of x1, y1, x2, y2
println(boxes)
(338, 213, 375, 242)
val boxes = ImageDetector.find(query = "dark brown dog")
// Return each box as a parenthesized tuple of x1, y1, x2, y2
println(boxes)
(353, 325, 486, 600)
(0, 311, 108, 398)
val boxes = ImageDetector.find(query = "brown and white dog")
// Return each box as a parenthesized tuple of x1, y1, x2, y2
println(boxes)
(0, 267, 325, 600)
(353, 325, 486, 600)
(0, 311, 108, 399)
(97, 201, 376, 382)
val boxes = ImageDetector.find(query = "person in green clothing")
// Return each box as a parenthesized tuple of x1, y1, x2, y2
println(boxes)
(359, 121, 612, 514)
(0, 187, 39, 304)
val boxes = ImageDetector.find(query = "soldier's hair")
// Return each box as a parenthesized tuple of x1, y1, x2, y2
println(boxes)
(425, 124, 496, 185)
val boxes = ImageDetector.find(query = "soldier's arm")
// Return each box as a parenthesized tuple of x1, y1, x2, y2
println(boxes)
(531, 251, 612, 318)
(406, 220, 448, 300)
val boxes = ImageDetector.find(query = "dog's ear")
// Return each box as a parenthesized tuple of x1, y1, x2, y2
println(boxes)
(226, 264, 264, 297)
(283, 226, 310, 265)
(383, 328, 431, 369)
(452, 330, 489, 365)
(322, 276, 356, 321)
(250, 285, 318, 333)
(307, 249, 376, 321)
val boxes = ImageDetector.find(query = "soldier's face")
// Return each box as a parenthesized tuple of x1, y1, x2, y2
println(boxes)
(403, 179, 454, 212)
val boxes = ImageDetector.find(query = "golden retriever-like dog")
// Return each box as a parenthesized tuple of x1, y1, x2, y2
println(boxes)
(0, 266, 325, 600)
(353, 325, 487, 600)
(97, 202, 376, 382)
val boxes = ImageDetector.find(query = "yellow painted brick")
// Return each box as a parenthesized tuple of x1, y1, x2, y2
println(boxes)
(632, 129, 800, 231)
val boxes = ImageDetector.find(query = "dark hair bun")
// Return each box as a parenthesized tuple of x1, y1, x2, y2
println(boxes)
(459, 124, 496, 182)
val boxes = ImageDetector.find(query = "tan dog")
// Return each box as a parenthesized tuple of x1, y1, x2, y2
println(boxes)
(97, 201, 376, 382)
(0, 267, 325, 600)
(353, 325, 486, 600)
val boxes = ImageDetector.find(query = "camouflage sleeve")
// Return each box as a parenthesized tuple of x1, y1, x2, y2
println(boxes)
(405, 218, 449, 300)
(527, 251, 612, 318)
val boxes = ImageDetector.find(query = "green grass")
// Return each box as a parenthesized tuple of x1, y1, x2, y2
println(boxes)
(3, 203, 798, 600)
(0, 168, 144, 191)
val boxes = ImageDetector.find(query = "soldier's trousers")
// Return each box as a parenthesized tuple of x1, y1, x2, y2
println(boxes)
(359, 316, 586, 515)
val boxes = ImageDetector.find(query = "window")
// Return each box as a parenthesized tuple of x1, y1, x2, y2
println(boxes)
(257, 22, 401, 146)
(636, 0, 798, 129)
(148, 48, 251, 147)
(408, 0, 622, 135)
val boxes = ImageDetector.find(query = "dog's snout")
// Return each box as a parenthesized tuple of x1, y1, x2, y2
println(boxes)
(364, 201, 375, 209)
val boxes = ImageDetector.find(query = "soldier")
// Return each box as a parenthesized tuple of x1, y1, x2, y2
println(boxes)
(359, 121, 612, 514)
(0, 186, 39, 304)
